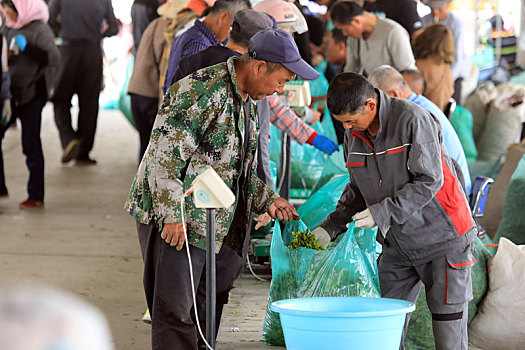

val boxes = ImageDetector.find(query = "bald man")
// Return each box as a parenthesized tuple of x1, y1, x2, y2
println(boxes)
(401, 69, 425, 95)
(369, 65, 471, 194)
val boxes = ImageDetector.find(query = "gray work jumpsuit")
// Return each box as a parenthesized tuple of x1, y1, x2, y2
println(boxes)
(320, 90, 477, 350)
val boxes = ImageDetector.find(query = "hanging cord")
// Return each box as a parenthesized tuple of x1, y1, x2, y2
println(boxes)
(276, 132, 289, 193)
(246, 254, 271, 282)
(181, 198, 215, 350)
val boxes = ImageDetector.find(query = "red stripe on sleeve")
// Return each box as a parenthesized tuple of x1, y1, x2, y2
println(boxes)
(387, 146, 404, 155)
(346, 162, 365, 167)
(435, 153, 473, 236)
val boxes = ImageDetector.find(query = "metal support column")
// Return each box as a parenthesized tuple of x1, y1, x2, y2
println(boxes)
(278, 132, 291, 200)
(206, 208, 216, 349)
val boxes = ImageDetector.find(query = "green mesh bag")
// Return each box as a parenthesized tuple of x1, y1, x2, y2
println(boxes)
(495, 155, 525, 245)
(405, 237, 494, 350)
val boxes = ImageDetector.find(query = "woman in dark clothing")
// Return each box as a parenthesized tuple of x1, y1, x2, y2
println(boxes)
(0, 35, 11, 198)
(0, 0, 59, 208)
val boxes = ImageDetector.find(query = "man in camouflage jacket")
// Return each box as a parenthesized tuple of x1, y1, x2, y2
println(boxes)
(125, 28, 319, 349)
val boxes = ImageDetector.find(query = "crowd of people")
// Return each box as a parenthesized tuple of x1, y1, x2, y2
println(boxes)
(0, 0, 119, 208)
(0, 0, 485, 349)
(123, 0, 481, 349)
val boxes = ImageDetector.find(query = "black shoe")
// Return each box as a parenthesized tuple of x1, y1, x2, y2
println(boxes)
(73, 157, 97, 166)
(61, 139, 79, 163)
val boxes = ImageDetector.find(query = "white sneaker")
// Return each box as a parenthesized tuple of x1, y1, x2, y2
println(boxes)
(142, 309, 151, 324)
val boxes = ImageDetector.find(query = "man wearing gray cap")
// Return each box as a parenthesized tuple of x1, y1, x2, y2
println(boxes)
(125, 28, 318, 349)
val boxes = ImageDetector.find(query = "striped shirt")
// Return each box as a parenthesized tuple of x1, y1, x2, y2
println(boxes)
(267, 95, 315, 145)
(163, 20, 219, 93)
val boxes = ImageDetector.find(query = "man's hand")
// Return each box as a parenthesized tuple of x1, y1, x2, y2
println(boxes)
(254, 213, 272, 230)
(161, 223, 187, 250)
(352, 208, 377, 229)
(267, 197, 299, 222)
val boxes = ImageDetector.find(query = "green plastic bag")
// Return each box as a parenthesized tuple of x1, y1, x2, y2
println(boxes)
(495, 155, 525, 245)
(118, 56, 135, 129)
(270, 108, 338, 198)
(450, 105, 477, 161)
(297, 174, 349, 230)
(311, 144, 346, 194)
(471, 45, 495, 70)
(309, 60, 330, 97)
(262, 220, 381, 346)
(405, 237, 494, 350)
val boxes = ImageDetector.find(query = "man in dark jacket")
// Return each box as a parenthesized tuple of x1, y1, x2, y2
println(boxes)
(313, 72, 477, 349)
(49, 0, 119, 165)
(170, 9, 276, 347)
(131, 0, 162, 51)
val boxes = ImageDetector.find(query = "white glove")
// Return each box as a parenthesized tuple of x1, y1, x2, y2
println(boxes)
(1, 99, 11, 127)
(311, 227, 331, 248)
(352, 208, 377, 229)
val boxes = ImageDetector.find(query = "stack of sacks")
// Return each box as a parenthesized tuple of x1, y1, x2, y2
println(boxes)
(464, 82, 525, 162)
(468, 238, 525, 350)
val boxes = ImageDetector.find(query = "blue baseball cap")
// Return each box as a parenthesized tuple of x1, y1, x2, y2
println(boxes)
(248, 28, 320, 80)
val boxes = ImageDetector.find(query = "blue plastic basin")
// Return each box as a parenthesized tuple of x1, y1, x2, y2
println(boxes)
(270, 297, 415, 350)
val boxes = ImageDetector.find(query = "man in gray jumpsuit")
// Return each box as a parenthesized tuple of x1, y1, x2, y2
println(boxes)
(312, 72, 477, 349)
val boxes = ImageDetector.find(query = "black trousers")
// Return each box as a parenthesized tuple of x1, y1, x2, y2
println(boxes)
(130, 93, 158, 160)
(52, 42, 102, 160)
(0, 123, 8, 196)
(137, 222, 247, 350)
(0, 79, 47, 200)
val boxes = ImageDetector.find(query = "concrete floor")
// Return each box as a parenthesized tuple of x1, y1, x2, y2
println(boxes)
(0, 104, 281, 349)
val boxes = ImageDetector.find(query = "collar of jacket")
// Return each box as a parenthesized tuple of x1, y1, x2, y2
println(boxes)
(226, 56, 258, 139)
(227, 56, 249, 104)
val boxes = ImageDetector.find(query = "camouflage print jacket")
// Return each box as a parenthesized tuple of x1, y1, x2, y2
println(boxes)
(125, 56, 279, 253)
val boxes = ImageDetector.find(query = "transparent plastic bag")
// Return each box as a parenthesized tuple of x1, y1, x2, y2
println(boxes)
(269, 106, 338, 198)
(297, 174, 349, 230)
(311, 144, 346, 195)
(118, 56, 135, 128)
(262, 220, 381, 346)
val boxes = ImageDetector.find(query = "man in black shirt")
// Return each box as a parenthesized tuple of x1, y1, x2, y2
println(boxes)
(131, 0, 162, 51)
(364, 0, 422, 35)
(48, 0, 119, 165)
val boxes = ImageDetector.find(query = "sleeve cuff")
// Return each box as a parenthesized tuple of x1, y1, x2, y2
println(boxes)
(368, 203, 389, 238)
(306, 131, 318, 145)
